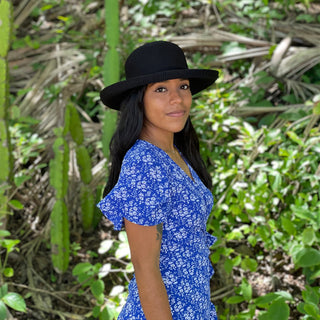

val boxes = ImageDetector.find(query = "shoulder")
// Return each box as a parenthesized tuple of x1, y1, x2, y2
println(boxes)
(120, 140, 169, 182)
(123, 139, 157, 166)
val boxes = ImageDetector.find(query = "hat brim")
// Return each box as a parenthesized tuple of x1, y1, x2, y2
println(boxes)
(100, 69, 219, 110)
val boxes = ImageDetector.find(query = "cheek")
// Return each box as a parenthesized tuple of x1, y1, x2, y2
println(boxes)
(143, 101, 161, 123)
(185, 95, 192, 113)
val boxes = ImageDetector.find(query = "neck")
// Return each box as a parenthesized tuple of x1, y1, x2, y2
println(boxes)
(139, 130, 175, 152)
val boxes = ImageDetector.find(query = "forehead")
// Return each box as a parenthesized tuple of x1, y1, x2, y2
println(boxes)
(147, 78, 189, 86)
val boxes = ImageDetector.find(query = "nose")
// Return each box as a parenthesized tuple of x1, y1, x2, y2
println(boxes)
(169, 88, 182, 104)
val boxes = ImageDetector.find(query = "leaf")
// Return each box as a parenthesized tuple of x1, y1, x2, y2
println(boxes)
(2, 292, 26, 312)
(281, 217, 296, 236)
(296, 14, 315, 23)
(1, 239, 20, 253)
(0, 301, 7, 320)
(98, 240, 114, 254)
(109, 285, 124, 297)
(255, 291, 293, 308)
(274, 291, 293, 301)
(291, 204, 318, 225)
(295, 248, 320, 267)
(313, 101, 320, 115)
(302, 227, 316, 246)
(255, 293, 279, 307)
(99, 263, 111, 278)
(91, 280, 105, 299)
(3, 268, 14, 278)
(0, 230, 10, 238)
(222, 41, 246, 55)
(270, 171, 282, 192)
(72, 262, 93, 276)
(226, 296, 245, 304)
(287, 131, 304, 146)
(241, 278, 252, 301)
(115, 242, 131, 259)
(264, 299, 290, 320)
(256, 75, 274, 85)
(125, 262, 134, 273)
(8, 200, 24, 210)
(310, 269, 320, 280)
(0, 285, 8, 299)
(224, 259, 233, 274)
(259, 301, 289, 320)
(99, 306, 112, 320)
(304, 303, 320, 318)
(302, 286, 320, 305)
(93, 305, 101, 318)
(14, 174, 31, 187)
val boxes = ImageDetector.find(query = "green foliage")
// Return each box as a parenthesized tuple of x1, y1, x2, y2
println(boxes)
(64, 103, 84, 145)
(0, 229, 20, 283)
(193, 87, 320, 318)
(0, 3, 26, 316)
(50, 131, 69, 199)
(101, 0, 120, 164)
(298, 286, 320, 319)
(125, 0, 192, 26)
(0, 284, 26, 319)
(76, 145, 93, 184)
(6, 0, 320, 318)
(0, 0, 13, 215)
(0, 121, 10, 183)
(50, 200, 70, 273)
(102, 110, 117, 160)
(72, 231, 132, 319)
(49, 128, 70, 273)
(80, 184, 95, 230)
(103, 49, 120, 87)
(0, 0, 12, 58)
(65, 103, 96, 231)
(105, 0, 119, 47)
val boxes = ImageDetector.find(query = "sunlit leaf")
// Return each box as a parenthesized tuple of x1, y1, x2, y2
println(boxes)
(2, 293, 26, 312)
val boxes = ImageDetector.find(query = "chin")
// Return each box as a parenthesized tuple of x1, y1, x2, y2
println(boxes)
(171, 125, 186, 133)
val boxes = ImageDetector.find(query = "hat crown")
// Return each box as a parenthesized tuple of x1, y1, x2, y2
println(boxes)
(125, 41, 188, 80)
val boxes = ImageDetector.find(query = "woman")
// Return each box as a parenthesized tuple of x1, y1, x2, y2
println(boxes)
(97, 41, 219, 320)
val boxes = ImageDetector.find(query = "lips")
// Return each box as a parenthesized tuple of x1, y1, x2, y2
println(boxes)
(166, 110, 186, 117)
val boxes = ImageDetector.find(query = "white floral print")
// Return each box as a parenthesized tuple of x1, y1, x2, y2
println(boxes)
(97, 139, 218, 319)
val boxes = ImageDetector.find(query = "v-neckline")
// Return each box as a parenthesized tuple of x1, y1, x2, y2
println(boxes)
(138, 139, 196, 184)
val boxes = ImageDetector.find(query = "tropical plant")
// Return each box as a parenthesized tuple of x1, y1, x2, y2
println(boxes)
(3, 0, 320, 318)
(101, 0, 119, 163)
(0, 0, 13, 222)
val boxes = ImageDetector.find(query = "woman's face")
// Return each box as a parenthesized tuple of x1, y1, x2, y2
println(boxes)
(142, 78, 192, 138)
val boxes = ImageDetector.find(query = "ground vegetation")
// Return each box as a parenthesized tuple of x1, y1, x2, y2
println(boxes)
(1, 0, 320, 319)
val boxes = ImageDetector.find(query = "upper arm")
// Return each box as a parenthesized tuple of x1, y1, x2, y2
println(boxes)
(124, 218, 163, 271)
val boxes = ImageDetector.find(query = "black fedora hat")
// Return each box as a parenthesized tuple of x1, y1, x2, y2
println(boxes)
(100, 41, 219, 110)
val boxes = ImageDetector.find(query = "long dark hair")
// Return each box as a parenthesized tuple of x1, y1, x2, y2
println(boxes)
(103, 86, 212, 197)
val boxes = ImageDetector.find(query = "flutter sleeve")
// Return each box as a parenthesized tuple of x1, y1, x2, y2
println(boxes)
(97, 148, 171, 230)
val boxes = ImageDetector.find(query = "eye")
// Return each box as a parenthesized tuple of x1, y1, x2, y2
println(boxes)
(155, 86, 167, 93)
(180, 83, 190, 90)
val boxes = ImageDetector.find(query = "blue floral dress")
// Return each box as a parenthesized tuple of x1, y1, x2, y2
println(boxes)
(97, 139, 218, 320)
